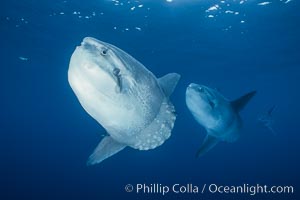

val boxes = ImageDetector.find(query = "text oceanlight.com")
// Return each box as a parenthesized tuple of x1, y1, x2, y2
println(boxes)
(124, 183, 294, 196)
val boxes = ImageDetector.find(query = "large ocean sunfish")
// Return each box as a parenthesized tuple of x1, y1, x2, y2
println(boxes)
(186, 83, 256, 157)
(68, 37, 180, 165)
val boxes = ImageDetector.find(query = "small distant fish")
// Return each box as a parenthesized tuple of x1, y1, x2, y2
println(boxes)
(206, 5, 219, 12)
(257, 2, 271, 6)
(258, 105, 276, 135)
(225, 10, 235, 14)
(19, 56, 29, 61)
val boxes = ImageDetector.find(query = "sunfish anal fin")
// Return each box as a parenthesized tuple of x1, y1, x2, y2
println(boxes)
(158, 73, 181, 97)
(87, 136, 126, 166)
(196, 134, 219, 157)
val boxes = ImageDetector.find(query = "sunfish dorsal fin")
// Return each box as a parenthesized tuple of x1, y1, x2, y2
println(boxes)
(231, 91, 257, 112)
(87, 136, 126, 166)
(158, 73, 181, 97)
(196, 134, 219, 157)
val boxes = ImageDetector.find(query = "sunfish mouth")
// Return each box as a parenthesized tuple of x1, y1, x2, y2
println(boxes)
(82, 37, 107, 47)
(80, 37, 109, 54)
(187, 83, 210, 95)
(187, 83, 216, 108)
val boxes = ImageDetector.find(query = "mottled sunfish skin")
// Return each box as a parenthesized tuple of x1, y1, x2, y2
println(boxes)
(68, 37, 180, 165)
(185, 83, 256, 157)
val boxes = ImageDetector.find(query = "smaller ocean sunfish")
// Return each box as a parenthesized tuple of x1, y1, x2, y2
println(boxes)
(186, 83, 256, 157)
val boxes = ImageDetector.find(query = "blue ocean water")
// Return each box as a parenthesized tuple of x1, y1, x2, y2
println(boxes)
(1, 0, 299, 199)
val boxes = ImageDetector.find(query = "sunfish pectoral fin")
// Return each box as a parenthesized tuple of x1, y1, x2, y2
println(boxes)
(231, 90, 257, 112)
(158, 73, 181, 97)
(196, 134, 219, 158)
(87, 136, 126, 166)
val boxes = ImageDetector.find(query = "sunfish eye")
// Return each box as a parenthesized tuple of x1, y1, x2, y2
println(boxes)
(197, 87, 204, 92)
(101, 48, 108, 56)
